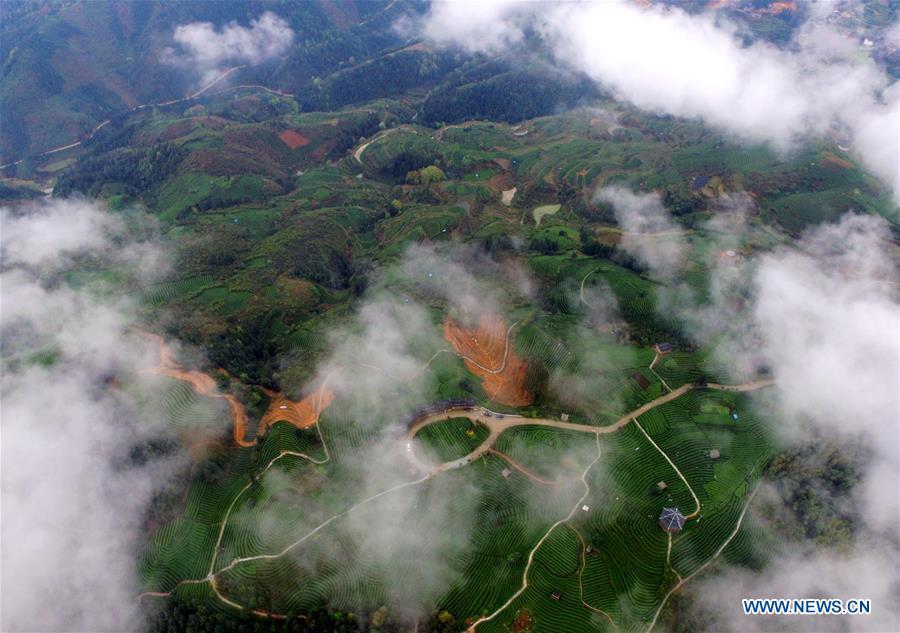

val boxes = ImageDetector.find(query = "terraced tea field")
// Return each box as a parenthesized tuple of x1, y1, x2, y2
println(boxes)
(138, 334, 774, 632)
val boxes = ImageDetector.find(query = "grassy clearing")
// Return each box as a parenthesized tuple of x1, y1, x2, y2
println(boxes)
(533, 204, 561, 225)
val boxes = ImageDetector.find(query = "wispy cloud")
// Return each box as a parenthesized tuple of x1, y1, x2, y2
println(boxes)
(594, 185, 688, 277)
(658, 206, 900, 631)
(163, 12, 294, 83)
(1, 199, 184, 632)
(417, 2, 899, 198)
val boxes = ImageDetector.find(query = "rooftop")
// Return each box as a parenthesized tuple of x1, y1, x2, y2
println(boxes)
(659, 507, 686, 533)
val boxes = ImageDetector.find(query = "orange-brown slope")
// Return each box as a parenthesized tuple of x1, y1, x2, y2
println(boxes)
(258, 385, 334, 435)
(140, 332, 334, 448)
(443, 313, 533, 407)
(279, 129, 311, 149)
(140, 332, 255, 447)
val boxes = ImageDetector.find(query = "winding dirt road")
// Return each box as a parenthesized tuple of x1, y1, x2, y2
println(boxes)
(634, 418, 701, 518)
(403, 379, 772, 483)
(579, 266, 602, 309)
(139, 329, 773, 627)
(139, 332, 332, 447)
(646, 482, 763, 632)
(1, 66, 250, 170)
(353, 127, 399, 165)
(468, 432, 603, 631)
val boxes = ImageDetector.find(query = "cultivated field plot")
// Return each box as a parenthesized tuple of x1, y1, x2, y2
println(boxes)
(49, 81, 884, 632)
(413, 417, 490, 462)
(138, 374, 773, 632)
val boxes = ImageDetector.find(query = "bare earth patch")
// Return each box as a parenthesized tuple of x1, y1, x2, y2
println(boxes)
(443, 313, 532, 407)
(141, 332, 330, 448)
(279, 129, 311, 149)
(258, 386, 335, 434)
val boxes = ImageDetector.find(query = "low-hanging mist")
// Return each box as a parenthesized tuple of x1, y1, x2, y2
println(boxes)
(416, 1, 899, 200)
(1, 198, 185, 632)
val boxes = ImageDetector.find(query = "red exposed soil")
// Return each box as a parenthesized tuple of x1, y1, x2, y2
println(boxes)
(258, 385, 335, 434)
(279, 129, 311, 149)
(140, 332, 330, 449)
(140, 332, 253, 447)
(443, 313, 533, 407)
(759, 1, 796, 14)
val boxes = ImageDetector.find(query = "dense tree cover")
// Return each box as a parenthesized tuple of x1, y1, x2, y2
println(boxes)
(207, 320, 279, 388)
(141, 593, 469, 633)
(382, 150, 439, 182)
(0, 0, 404, 162)
(523, 357, 550, 404)
(421, 66, 597, 126)
(528, 236, 559, 255)
(424, 610, 467, 633)
(406, 165, 446, 184)
(193, 438, 244, 487)
(80, 116, 142, 157)
(332, 112, 380, 155)
(477, 234, 516, 259)
(663, 187, 706, 217)
(767, 437, 866, 548)
(270, 1, 411, 96)
(298, 49, 462, 112)
(128, 437, 181, 468)
(579, 226, 615, 258)
(576, 198, 617, 224)
(178, 193, 263, 219)
(142, 597, 409, 633)
(0, 181, 40, 200)
(54, 143, 186, 198)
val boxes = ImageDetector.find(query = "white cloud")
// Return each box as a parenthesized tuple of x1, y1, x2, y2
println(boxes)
(751, 214, 899, 527)
(164, 12, 293, 81)
(418, 0, 528, 52)
(667, 212, 900, 631)
(692, 545, 900, 632)
(1, 198, 184, 632)
(1, 197, 121, 269)
(594, 185, 687, 276)
(417, 2, 900, 198)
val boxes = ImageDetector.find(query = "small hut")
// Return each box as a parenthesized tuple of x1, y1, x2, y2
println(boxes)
(656, 480, 668, 491)
(659, 507, 686, 533)
(708, 449, 721, 459)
